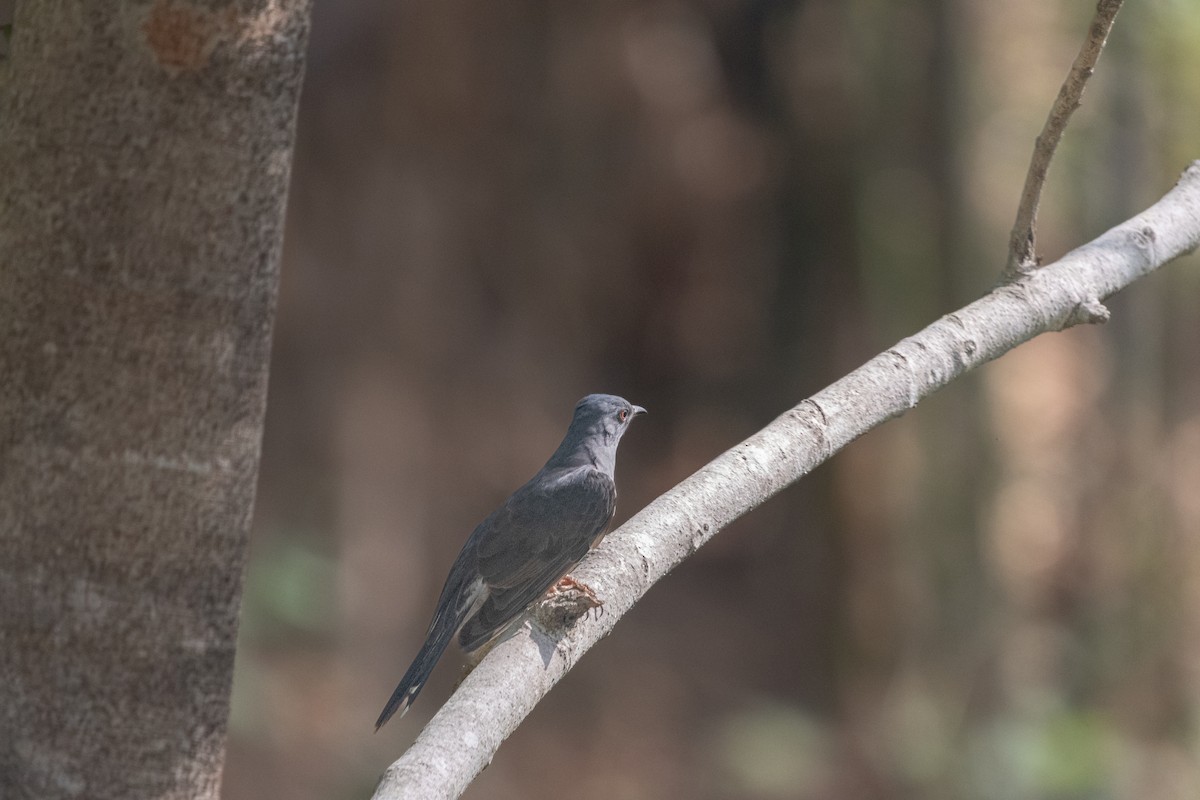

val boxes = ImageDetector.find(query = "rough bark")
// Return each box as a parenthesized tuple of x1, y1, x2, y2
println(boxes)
(0, 2, 311, 798)
(372, 162, 1200, 800)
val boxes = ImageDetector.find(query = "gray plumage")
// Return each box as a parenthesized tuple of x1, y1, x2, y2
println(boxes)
(375, 394, 645, 729)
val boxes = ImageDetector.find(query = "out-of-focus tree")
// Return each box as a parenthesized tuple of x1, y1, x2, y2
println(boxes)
(0, 2, 310, 799)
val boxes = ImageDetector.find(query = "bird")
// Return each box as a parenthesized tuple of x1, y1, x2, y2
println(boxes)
(375, 393, 646, 730)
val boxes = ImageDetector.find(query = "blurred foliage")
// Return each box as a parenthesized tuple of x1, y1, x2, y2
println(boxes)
(223, 0, 1200, 798)
(967, 709, 1116, 800)
(710, 703, 834, 797)
(229, 531, 337, 742)
(239, 531, 338, 645)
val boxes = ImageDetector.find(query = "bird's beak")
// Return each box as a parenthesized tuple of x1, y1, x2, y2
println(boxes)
(632, 405, 648, 417)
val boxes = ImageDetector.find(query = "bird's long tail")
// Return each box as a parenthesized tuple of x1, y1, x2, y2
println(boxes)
(375, 569, 482, 730)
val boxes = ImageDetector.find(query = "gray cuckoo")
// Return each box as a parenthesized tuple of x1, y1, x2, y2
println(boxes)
(375, 393, 646, 729)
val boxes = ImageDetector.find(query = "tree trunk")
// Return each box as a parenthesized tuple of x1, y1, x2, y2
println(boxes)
(0, 2, 311, 798)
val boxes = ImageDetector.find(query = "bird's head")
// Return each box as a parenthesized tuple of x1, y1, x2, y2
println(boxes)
(571, 394, 647, 444)
(544, 394, 645, 474)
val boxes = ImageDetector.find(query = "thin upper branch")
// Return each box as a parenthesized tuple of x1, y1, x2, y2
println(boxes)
(1003, 0, 1125, 281)
(372, 161, 1200, 800)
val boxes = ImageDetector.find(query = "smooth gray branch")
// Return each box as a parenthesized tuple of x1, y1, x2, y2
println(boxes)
(1004, 0, 1125, 281)
(372, 161, 1200, 800)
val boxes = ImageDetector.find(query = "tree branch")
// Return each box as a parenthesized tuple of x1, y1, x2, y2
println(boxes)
(372, 161, 1200, 800)
(1003, 0, 1124, 281)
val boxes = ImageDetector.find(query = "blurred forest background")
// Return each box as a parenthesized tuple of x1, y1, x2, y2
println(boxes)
(224, 1, 1200, 798)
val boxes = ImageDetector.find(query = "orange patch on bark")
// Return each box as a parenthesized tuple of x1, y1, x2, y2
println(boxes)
(142, 0, 237, 73)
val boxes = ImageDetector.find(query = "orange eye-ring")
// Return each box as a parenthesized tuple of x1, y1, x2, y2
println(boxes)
(617, 409, 629, 422)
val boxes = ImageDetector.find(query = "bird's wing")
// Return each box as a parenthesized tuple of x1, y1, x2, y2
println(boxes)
(476, 468, 615, 590)
(458, 469, 615, 651)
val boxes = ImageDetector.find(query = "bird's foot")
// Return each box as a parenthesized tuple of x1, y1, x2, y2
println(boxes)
(548, 575, 604, 613)
(541, 575, 604, 622)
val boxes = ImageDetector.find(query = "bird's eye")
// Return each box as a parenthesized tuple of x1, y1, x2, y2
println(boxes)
(617, 409, 629, 422)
